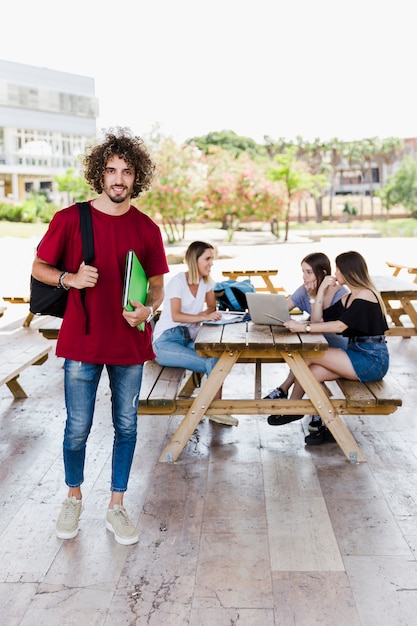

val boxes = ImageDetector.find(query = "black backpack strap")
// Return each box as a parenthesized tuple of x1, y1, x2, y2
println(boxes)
(77, 202, 94, 264)
(77, 202, 95, 333)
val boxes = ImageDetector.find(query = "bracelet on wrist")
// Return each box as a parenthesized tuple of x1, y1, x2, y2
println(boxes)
(58, 271, 70, 290)
(145, 306, 154, 323)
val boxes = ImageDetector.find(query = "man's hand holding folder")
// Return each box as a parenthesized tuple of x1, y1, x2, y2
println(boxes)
(122, 250, 148, 331)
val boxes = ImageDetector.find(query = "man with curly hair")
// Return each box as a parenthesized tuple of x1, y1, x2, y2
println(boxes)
(32, 128, 169, 545)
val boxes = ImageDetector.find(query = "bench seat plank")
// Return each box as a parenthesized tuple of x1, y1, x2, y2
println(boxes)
(138, 361, 195, 413)
(137, 360, 402, 423)
(335, 379, 376, 407)
(0, 344, 52, 399)
(335, 373, 402, 410)
(148, 367, 188, 407)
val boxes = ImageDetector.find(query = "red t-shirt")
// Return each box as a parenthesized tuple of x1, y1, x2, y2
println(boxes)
(37, 202, 169, 364)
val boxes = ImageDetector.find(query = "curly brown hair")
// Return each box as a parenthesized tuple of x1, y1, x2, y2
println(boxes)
(82, 127, 156, 198)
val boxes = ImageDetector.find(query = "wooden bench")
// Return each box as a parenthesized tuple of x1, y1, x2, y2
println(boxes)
(138, 360, 198, 414)
(170, 373, 402, 423)
(0, 343, 52, 399)
(137, 357, 401, 422)
(325, 372, 402, 416)
(386, 262, 417, 283)
(38, 317, 62, 340)
(2, 296, 33, 327)
(221, 269, 286, 294)
(141, 359, 401, 417)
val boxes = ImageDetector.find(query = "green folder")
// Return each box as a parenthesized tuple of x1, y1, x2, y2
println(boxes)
(122, 250, 148, 331)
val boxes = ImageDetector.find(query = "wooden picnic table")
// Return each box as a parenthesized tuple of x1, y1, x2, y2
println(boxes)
(386, 262, 417, 283)
(158, 322, 370, 465)
(221, 269, 285, 294)
(373, 275, 417, 337)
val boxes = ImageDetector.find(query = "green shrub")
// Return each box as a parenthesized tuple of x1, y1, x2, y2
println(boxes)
(0, 203, 24, 221)
(38, 203, 60, 223)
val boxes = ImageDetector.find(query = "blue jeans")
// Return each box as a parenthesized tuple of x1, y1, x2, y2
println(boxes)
(153, 326, 218, 376)
(63, 360, 143, 493)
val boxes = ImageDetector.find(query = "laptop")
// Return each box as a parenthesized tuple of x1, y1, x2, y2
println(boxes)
(246, 292, 291, 326)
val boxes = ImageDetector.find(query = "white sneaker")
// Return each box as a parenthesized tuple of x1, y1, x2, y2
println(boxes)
(208, 414, 239, 426)
(56, 496, 82, 539)
(106, 505, 139, 545)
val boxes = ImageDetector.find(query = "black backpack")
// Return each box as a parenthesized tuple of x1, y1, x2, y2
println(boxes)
(29, 202, 94, 318)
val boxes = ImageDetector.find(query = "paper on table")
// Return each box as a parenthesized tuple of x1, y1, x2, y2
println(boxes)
(203, 311, 249, 325)
(122, 250, 148, 331)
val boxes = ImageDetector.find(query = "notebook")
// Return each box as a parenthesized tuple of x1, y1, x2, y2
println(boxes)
(246, 292, 291, 326)
(203, 311, 250, 325)
(122, 250, 148, 331)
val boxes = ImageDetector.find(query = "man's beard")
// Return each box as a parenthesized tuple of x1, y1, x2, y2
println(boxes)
(104, 186, 131, 203)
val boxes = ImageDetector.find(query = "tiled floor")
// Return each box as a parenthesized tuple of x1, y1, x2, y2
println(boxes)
(0, 313, 416, 625)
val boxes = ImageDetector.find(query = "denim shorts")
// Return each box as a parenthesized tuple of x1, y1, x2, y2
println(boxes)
(347, 341, 389, 382)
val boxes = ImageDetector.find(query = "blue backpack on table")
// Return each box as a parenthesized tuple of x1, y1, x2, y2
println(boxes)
(213, 279, 256, 311)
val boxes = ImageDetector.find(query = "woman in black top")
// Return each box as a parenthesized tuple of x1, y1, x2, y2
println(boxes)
(271, 251, 389, 444)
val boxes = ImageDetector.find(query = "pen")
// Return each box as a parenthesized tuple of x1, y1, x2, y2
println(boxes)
(263, 314, 287, 324)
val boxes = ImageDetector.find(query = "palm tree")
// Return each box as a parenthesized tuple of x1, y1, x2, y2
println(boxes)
(359, 137, 379, 218)
(373, 137, 404, 214)
(344, 141, 365, 218)
(327, 138, 344, 220)
(294, 137, 329, 222)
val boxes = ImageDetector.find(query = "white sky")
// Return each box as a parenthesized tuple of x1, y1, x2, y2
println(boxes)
(1, 0, 415, 144)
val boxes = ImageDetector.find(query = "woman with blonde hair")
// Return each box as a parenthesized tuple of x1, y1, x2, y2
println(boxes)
(271, 251, 389, 444)
(266, 251, 348, 431)
(153, 241, 238, 426)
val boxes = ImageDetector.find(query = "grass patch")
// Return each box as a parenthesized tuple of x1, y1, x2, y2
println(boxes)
(290, 218, 417, 237)
(1, 217, 417, 239)
(0, 221, 48, 238)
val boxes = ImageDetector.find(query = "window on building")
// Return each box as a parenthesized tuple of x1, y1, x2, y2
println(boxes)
(339, 170, 362, 185)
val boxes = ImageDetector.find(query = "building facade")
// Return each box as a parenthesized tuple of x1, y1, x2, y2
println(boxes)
(332, 138, 416, 197)
(0, 60, 98, 203)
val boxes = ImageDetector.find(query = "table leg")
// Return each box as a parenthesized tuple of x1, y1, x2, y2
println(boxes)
(23, 312, 34, 327)
(284, 352, 366, 463)
(262, 276, 278, 294)
(158, 350, 241, 463)
(400, 297, 417, 329)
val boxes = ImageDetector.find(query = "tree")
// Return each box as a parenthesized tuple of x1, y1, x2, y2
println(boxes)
(359, 137, 379, 218)
(294, 137, 330, 222)
(139, 139, 207, 243)
(54, 169, 91, 203)
(344, 141, 365, 217)
(186, 130, 266, 160)
(201, 148, 283, 241)
(327, 138, 344, 219)
(376, 156, 417, 216)
(373, 137, 404, 199)
(262, 136, 294, 160)
(267, 147, 314, 241)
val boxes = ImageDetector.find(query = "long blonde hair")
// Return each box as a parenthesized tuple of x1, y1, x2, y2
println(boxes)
(335, 251, 386, 314)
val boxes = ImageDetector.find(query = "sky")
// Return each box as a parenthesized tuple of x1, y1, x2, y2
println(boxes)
(1, 0, 415, 144)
